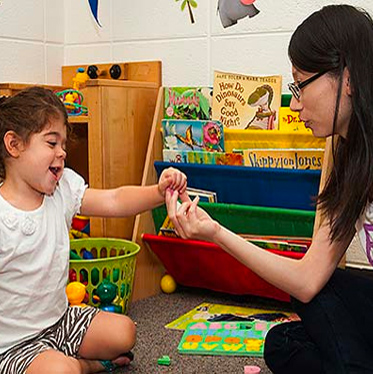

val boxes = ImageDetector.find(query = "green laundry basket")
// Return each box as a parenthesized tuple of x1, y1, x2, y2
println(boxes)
(69, 238, 140, 314)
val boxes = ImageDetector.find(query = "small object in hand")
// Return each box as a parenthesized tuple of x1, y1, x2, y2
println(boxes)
(157, 355, 171, 366)
(244, 365, 261, 374)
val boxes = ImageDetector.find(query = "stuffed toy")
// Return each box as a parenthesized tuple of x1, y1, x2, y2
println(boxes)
(218, 0, 260, 28)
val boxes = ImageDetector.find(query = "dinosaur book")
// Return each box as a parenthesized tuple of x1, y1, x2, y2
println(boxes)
(212, 70, 282, 130)
(162, 119, 225, 152)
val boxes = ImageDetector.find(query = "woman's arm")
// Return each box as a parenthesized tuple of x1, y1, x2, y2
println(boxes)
(166, 190, 353, 303)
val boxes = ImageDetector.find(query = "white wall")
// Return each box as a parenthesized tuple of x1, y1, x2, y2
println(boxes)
(63, 0, 373, 92)
(0, 0, 372, 90)
(0, 0, 64, 85)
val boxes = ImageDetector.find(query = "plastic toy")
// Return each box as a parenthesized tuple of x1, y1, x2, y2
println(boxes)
(66, 281, 87, 307)
(218, 0, 260, 28)
(56, 89, 88, 116)
(160, 274, 177, 294)
(72, 67, 89, 91)
(157, 355, 171, 366)
(244, 366, 261, 374)
(94, 279, 122, 313)
(178, 321, 278, 356)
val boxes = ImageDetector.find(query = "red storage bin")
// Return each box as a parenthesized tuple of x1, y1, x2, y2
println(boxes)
(142, 234, 304, 302)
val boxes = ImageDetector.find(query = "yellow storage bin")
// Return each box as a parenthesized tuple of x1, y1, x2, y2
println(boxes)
(224, 129, 325, 152)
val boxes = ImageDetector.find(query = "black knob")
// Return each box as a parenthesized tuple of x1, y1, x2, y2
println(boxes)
(110, 64, 121, 79)
(87, 65, 99, 79)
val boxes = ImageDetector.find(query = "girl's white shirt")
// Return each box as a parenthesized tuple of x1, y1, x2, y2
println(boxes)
(0, 168, 87, 354)
(355, 203, 373, 267)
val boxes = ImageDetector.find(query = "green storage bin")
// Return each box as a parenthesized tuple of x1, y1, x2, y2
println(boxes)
(153, 202, 315, 238)
(69, 238, 140, 314)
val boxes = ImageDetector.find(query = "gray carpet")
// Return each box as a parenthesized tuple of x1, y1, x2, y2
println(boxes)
(107, 287, 292, 374)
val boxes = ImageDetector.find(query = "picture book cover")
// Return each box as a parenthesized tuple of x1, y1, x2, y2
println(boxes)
(162, 119, 225, 152)
(166, 302, 298, 330)
(279, 107, 312, 133)
(178, 321, 277, 357)
(159, 189, 217, 237)
(242, 148, 324, 170)
(212, 70, 282, 130)
(240, 234, 312, 252)
(163, 149, 243, 166)
(162, 149, 189, 163)
(164, 87, 213, 120)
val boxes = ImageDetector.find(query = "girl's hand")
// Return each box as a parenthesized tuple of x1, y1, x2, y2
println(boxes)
(165, 189, 221, 242)
(158, 167, 187, 197)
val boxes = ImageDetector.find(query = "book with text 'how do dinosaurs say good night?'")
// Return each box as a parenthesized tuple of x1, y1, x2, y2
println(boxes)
(212, 71, 282, 130)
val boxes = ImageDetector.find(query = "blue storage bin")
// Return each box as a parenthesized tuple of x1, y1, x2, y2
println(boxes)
(154, 161, 321, 211)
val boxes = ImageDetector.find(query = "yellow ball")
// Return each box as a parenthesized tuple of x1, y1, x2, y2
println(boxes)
(160, 274, 177, 294)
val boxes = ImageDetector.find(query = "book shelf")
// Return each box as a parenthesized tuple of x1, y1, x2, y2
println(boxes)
(133, 86, 335, 301)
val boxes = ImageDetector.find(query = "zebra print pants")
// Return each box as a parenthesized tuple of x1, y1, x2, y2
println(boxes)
(0, 306, 100, 374)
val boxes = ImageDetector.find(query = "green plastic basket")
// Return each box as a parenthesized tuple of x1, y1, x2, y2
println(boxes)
(69, 238, 140, 314)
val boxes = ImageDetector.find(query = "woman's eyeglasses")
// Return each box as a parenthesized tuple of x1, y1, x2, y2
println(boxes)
(288, 71, 328, 100)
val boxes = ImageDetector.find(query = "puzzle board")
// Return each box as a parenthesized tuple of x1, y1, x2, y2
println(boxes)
(178, 321, 278, 357)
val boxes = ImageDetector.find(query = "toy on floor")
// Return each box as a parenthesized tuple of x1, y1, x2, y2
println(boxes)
(66, 281, 88, 307)
(93, 279, 122, 314)
(157, 355, 171, 366)
(178, 321, 278, 357)
(160, 274, 177, 293)
(244, 365, 261, 374)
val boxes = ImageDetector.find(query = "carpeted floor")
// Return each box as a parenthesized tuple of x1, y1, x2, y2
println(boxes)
(107, 286, 292, 374)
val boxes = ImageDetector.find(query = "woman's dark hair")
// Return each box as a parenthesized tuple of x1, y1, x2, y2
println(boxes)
(0, 86, 70, 181)
(288, 5, 373, 243)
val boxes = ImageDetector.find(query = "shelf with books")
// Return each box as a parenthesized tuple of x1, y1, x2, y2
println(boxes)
(132, 85, 327, 301)
(154, 161, 320, 211)
(141, 234, 304, 302)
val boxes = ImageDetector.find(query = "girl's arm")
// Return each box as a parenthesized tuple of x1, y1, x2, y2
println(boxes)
(80, 167, 187, 218)
(166, 190, 353, 303)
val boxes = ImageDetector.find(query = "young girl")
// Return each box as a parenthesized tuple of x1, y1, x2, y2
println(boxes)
(0, 86, 187, 374)
(166, 4, 373, 373)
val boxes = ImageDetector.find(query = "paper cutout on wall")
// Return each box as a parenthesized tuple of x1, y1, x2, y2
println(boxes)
(218, 0, 260, 28)
(175, 0, 198, 24)
(88, 0, 101, 27)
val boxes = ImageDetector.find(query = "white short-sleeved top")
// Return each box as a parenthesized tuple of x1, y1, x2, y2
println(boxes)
(356, 203, 373, 266)
(0, 168, 87, 354)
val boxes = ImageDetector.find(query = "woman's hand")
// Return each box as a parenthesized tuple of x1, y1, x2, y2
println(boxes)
(158, 167, 187, 197)
(165, 189, 221, 242)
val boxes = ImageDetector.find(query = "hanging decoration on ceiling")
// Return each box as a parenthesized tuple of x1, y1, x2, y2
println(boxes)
(218, 0, 260, 28)
(88, 0, 101, 27)
(175, 0, 198, 24)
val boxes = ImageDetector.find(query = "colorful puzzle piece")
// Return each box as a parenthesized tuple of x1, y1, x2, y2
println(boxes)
(178, 321, 278, 357)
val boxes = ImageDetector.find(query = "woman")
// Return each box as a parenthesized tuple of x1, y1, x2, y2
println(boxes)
(166, 5, 373, 373)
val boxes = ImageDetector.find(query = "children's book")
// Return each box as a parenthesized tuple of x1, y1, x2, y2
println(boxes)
(279, 106, 312, 133)
(158, 189, 217, 237)
(164, 87, 213, 120)
(162, 119, 225, 152)
(166, 302, 298, 330)
(212, 71, 282, 130)
(178, 321, 277, 357)
(162, 149, 189, 163)
(240, 234, 312, 251)
(246, 238, 308, 253)
(162, 149, 243, 166)
(242, 148, 324, 170)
